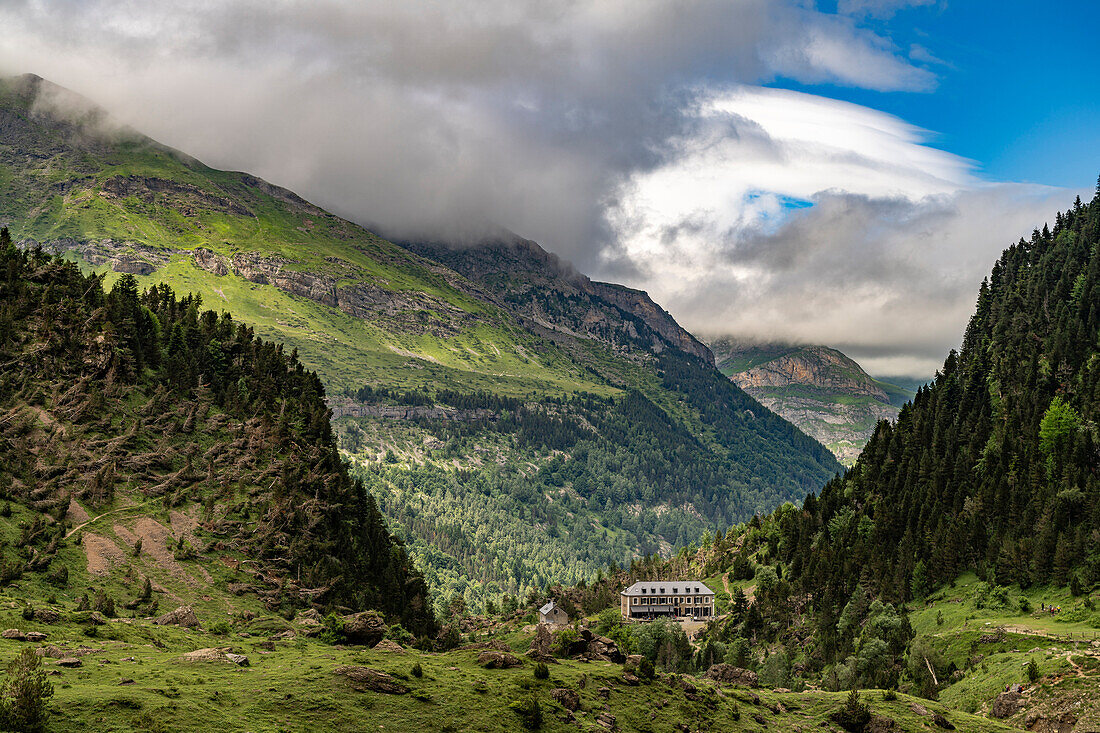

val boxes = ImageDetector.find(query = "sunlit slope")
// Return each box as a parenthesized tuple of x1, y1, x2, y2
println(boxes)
(0, 73, 608, 396)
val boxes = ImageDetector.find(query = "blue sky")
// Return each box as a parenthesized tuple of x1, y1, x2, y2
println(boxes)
(794, 1, 1100, 188)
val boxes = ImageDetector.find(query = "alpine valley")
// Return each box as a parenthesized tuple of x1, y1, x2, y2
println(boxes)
(0, 74, 839, 612)
(0, 67, 1097, 733)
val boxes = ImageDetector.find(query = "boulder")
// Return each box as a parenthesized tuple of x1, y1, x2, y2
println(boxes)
(33, 609, 61, 624)
(341, 610, 386, 646)
(596, 712, 617, 730)
(57, 657, 82, 668)
(118, 679, 135, 685)
(550, 687, 580, 711)
(623, 654, 645, 672)
(931, 713, 955, 730)
(2, 629, 25, 641)
(865, 715, 900, 733)
(477, 651, 521, 669)
(180, 648, 232, 663)
(529, 624, 552, 657)
(335, 665, 410, 695)
(225, 653, 250, 667)
(155, 606, 201, 629)
(25, 632, 47, 643)
(373, 639, 405, 654)
(991, 691, 1020, 719)
(622, 672, 640, 686)
(297, 608, 322, 622)
(704, 664, 759, 687)
(269, 630, 296, 641)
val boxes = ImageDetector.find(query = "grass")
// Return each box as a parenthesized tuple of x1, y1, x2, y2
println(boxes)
(0, 602, 1021, 733)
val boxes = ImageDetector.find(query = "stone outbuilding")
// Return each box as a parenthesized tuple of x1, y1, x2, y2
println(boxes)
(538, 600, 569, 626)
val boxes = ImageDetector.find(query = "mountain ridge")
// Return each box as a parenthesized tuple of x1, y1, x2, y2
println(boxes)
(706, 338, 912, 464)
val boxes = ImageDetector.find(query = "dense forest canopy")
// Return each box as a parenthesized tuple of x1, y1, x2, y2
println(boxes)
(775, 185, 1100, 617)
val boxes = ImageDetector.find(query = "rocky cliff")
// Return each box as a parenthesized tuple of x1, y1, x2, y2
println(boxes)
(707, 339, 912, 465)
(405, 236, 715, 366)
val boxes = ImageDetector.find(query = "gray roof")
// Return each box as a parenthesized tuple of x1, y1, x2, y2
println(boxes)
(539, 601, 558, 615)
(621, 580, 715, 597)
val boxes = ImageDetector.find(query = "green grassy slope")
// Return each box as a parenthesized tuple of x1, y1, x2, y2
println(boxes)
(0, 74, 605, 398)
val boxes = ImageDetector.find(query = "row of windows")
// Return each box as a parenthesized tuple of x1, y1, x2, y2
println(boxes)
(630, 597, 711, 606)
(638, 586, 703, 595)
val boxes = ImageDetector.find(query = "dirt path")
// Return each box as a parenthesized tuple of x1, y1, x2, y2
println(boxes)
(65, 500, 157, 539)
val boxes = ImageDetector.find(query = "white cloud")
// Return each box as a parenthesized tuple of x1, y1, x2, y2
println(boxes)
(602, 87, 1074, 377)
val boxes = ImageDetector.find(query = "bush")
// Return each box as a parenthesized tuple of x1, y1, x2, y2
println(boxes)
(830, 689, 871, 733)
(411, 662, 423, 678)
(883, 688, 898, 701)
(318, 613, 345, 645)
(1019, 597, 1031, 614)
(509, 695, 542, 730)
(436, 623, 461, 652)
(533, 662, 549, 680)
(1026, 658, 1039, 683)
(553, 627, 579, 657)
(638, 657, 655, 680)
(0, 648, 54, 732)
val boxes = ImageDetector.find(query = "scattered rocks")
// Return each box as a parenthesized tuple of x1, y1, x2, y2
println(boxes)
(373, 639, 405, 654)
(155, 606, 201, 629)
(2, 629, 25, 640)
(991, 691, 1020, 719)
(622, 672, 640, 686)
(477, 651, 521, 669)
(597, 686, 611, 699)
(225, 653, 250, 667)
(25, 632, 47, 643)
(595, 712, 617, 730)
(704, 663, 759, 687)
(550, 687, 580, 711)
(269, 630, 296, 641)
(341, 610, 386, 646)
(335, 665, 410, 695)
(57, 657, 82, 668)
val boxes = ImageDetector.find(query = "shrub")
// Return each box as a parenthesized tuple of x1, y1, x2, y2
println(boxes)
(533, 662, 549, 680)
(318, 613, 345, 645)
(1018, 597, 1031, 614)
(0, 648, 54, 732)
(883, 688, 898, 701)
(411, 662, 423, 678)
(509, 695, 542, 730)
(553, 627, 579, 657)
(638, 657, 655, 680)
(830, 689, 871, 733)
(1026, 658, 1039, 683)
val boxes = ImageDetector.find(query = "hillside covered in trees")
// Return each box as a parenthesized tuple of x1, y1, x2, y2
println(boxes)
(0, 227, 435, 636)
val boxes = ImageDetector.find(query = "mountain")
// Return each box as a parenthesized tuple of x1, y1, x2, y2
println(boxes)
(0, 74, 841, 611)
(707, 339, 913, 464)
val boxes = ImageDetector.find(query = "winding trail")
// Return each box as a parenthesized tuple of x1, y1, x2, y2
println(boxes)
(65, 499, 158, 539)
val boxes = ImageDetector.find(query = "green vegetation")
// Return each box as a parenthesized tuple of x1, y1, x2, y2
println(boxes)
(0, 230, 433, 634)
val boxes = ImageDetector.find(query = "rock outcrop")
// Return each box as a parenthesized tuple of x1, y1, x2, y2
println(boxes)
(704, 664, 760, 687)
(341, 610, 387, 646)
(477, 651, 522, 669)
(155, 606, 201, 629)
(335, 666, 410, 694)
